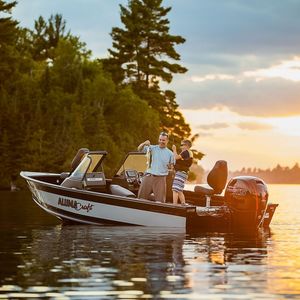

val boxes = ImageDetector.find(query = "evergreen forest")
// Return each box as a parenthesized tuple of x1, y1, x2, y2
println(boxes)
(0, 0, 200, 188)
(230, 163, 300, 184)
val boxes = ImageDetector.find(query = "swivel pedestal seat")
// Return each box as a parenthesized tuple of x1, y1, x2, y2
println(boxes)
(194, 160, 228, 207)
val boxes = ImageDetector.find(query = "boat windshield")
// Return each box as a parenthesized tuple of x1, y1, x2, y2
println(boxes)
(71, 152, 106, 180)
(116, 152, 148, 176)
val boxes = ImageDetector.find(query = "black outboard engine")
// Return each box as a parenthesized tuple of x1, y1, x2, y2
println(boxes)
(225, 176, 268, 230)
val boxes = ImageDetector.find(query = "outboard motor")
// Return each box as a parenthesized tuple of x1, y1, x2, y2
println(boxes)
(225, 176, 268, 230)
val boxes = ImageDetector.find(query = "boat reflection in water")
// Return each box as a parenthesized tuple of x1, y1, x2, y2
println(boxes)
(1, 225, 271, 299)
(186, 230, 270, 295)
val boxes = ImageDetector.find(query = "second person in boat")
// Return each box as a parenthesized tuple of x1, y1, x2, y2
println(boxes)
(172, 140, 193, 205)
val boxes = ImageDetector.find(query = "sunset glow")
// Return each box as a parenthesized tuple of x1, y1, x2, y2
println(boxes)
(4, 3, 300, 299)
(265, 116, 300, 137)
(182, 108, 300, 171)
(14, 0, 300, 172)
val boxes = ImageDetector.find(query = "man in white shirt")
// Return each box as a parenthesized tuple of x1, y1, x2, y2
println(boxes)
(137, 132, 174, 202)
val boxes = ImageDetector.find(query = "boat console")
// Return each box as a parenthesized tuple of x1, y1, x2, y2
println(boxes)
(112, 169, 142, 191)
(123, 169, 141, 184)
(112, 152, 148, 193)
(84, 172, 106, 190)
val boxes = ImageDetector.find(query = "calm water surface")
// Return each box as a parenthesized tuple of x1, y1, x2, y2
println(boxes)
(0, 184, 299, 299)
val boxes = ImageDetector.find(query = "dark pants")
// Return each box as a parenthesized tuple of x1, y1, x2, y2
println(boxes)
(138, 175, 166, 202)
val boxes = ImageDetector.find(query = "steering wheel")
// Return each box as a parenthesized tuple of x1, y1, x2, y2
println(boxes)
(137, 171, 144, 184)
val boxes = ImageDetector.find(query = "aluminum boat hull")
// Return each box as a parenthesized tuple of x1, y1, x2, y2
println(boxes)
(20, 171, 278, 232)
(21, 172, 188, 228)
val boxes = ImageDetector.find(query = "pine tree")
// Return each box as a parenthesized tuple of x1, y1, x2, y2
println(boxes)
(107, 0, 191, 141)
(0, 0, 19, 86)
(108, 0, 187, 87)
(31, 14, 69, 61)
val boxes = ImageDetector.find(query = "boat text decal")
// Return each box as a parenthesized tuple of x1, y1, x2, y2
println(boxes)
(58, 197, 94, 213)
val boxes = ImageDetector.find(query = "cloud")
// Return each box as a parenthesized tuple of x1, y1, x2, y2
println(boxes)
(191, 74, 235, 83)
(189, 57, 300, 83)
(172, 57, 300, 117)
(169, 0, 300, 60)
(196, 122, 230, 130)
(244, 57, 300, 82)
(13, 0, 300, 119)
(195, 131, 214, 138)
(236, 122, 274, 130)
(166, 1, 300, 118)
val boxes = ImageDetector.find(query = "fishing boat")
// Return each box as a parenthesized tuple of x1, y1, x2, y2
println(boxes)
(20, 149, 278, 232)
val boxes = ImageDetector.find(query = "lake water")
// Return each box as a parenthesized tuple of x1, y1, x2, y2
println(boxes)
(0, 184, 299, 299)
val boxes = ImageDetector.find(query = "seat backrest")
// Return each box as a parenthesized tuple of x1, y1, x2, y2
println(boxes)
(71, 148, 89, 171)
(207, 160, 228, 194)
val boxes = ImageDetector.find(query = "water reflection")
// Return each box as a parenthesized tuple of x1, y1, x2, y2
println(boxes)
(184, 231, 270, 296)
(0, 223, 273, 299)
(1, 187, 300, 299)
(1, 226, 188, 298)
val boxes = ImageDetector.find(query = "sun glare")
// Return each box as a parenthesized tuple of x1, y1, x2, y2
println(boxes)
(181, 108, 300, 170)
(265, 116, 300, 136)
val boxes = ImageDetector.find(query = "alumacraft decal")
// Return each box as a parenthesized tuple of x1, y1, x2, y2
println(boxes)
(58, 197, 94, 213)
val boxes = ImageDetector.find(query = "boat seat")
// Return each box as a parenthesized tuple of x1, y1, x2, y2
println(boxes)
(194, 183, 216, 195)
(194, 160, 228, 205)
(71, 148, 89, 171)
(59, 148, 90, 181)
(110, 184, 136, 198)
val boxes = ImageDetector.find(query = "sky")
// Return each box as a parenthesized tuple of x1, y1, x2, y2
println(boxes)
(13, 0, 300, 171)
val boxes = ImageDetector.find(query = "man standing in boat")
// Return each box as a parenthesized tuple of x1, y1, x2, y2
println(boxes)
(137, 132, 174, 202)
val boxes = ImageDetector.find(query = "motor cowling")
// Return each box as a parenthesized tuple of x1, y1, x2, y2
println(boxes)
(225, 176, 268, 230)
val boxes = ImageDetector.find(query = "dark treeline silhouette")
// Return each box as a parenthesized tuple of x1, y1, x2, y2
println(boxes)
(229, 163, 300, 184)
(0, 0, 203, 189)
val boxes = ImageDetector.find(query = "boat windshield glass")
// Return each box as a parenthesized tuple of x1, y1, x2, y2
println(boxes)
(86, 153, 104, 173)
(72, 156, 91, 180)
(71, 153, 105, 179)
(116, 153, 148, 175)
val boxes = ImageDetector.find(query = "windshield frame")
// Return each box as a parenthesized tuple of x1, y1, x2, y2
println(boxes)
(69, 151, 107, 180)
(115, 151, 148, 176)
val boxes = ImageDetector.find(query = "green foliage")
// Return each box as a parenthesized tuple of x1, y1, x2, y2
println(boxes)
(0, 0, 19, 87)
(231, 163, 300, 184)
(188, 171, 196, 182)
(0, 2, 201, 188)
(191, 150, 205, 161)
(31, 14, 69, 61)
(106, 0, 191, 143)
(189, 163, 205, 183)
(108, 0, 187, 86)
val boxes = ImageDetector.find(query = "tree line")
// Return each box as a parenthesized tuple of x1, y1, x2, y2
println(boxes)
(229, 163, 300, 184)
(0, 0, 203, 188)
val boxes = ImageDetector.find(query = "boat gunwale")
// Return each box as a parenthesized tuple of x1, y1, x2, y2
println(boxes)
(20, 171, 191, 217)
